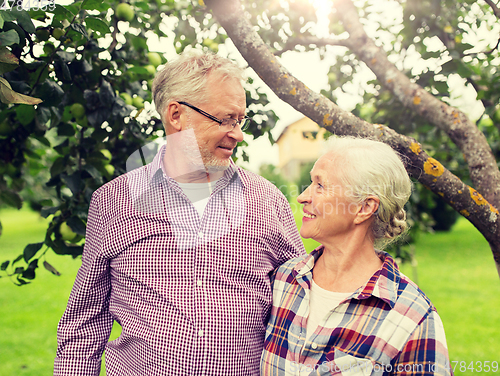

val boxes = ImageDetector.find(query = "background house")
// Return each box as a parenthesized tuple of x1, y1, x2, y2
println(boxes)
(276, 117, 327, 181)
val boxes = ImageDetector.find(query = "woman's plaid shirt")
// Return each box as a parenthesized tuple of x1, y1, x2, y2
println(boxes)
(261, 247, 453, 375)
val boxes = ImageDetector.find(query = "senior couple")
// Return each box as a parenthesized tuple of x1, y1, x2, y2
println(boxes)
(54, 51, 452, 375)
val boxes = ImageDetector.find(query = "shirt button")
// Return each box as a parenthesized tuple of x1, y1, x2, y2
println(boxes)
(198, 330, 204, 337)
(311, 343, 318, 349)
(196, 280, 203, 287)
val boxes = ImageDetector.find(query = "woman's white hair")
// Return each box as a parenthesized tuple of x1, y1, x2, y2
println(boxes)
(152, 50, 246, 122)
(323, 136, 412, 249)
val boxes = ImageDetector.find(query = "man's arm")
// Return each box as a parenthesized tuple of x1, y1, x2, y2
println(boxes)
(275, 192, 307, 263)
(54, 191, 113, 376)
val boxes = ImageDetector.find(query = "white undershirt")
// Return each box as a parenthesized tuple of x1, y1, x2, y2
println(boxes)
(306, 279, 352, 342)
(177, 180, 217, 217)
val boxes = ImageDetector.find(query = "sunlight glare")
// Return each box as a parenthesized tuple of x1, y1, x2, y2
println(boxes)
(309, 0, 332, 37)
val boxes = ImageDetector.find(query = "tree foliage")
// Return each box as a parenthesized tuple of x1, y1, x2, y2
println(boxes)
(2, 0, 500, 283)
(0, 0, 274, 284)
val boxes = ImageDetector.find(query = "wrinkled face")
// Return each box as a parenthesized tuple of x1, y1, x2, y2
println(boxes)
(297, 154, 361, 244)
(185, 74, 246, 170)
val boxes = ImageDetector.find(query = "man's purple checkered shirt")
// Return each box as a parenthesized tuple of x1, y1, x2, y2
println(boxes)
(54, 145, 305, 376)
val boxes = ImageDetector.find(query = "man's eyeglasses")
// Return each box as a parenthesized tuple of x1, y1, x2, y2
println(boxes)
(178, 101, 251, 132)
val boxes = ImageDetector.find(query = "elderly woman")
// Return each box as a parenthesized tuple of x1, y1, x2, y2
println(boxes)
(261, 137, 452, 376)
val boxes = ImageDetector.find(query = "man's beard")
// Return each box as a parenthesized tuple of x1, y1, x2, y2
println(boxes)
(181, 126, 232, 173)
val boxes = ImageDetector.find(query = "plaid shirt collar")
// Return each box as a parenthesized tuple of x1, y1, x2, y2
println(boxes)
(147, 144, 246, 191)
(292, 245, 400, 309)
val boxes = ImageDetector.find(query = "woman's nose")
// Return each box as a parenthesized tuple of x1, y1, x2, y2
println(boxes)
(297, 185, 311, 204)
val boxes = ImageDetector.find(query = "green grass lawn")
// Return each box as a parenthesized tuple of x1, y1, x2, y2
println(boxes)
(0, 207, 499, 375)
(398, 219, 500, 373)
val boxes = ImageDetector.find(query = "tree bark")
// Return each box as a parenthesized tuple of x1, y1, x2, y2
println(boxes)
(206, 0, 500, 277)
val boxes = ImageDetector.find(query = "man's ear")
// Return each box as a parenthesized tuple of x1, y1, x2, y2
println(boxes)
(354, 197, 379, 225)
(165, 102, 183, 132)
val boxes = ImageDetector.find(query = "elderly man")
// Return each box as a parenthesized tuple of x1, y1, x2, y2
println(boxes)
(53, 51, 305, 376)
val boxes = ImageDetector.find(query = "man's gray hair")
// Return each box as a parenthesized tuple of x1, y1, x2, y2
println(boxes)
(152, 50, 246, 122)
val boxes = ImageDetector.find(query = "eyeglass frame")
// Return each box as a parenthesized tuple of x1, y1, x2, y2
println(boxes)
(177, 101, 251, 132)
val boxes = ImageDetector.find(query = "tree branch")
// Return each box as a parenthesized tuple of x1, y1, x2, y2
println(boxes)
(484, 0, 500, 19)
(206, 0, 500, 274)
(334, 0, 500, 210)
(275, 36, 349, 56)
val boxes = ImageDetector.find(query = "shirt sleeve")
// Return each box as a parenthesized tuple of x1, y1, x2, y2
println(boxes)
(54, 190, 113, 376)
(392, 310, 453, 376)
(275, 191, 306, 264)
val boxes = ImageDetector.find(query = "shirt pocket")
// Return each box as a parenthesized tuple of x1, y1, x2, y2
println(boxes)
(311, 350, 378, 376)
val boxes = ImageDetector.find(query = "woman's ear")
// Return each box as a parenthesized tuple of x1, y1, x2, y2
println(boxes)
(354, 197, 379, 225)
(165, 102, 183, 132)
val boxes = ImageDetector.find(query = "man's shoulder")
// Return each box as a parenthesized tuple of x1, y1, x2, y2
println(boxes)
(236, 166, 287, 196)
(92, 164, 152, 201)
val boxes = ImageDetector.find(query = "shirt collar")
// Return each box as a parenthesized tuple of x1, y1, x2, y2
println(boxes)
(147, 144, 246, 189)
(293, 245, 400, 308)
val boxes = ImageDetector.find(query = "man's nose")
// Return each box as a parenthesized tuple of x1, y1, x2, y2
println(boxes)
(227, 124, 244, 142)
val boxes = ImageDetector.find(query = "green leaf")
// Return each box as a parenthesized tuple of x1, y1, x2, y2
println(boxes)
(0, 62, 18, 74)
(22, 268, 36, 279)
(0, 46, 18, 64)
(0, 190, 22, 209)
(55, 58, 72, 81)
(23, 242, 44, 263)
(0, 29, 20, 47)
(43, 261, 61, 276)
(35, 79, 63, 107)
(22, 259, 38, 280)
(82, 0, 109, 11)
(32, 134, 51, 147)
(50, 156, 66, 177)
(67, 216, 86, 236)
(57, 122, 75, 136)
(0, 12, 15, 22)
(16, 276, 29, 285)
(62, 172, 82, 195)
(99, 80, 115, 107)
(0, 13, 4, 29)
(9, 10, 36, 34)
(36, 106, 52, 125)
(40, 206, 59, 218)
(433, 81, 449, 94)
(0, 77, 43, 105)
(12, 254, 23, 265)
(131, 36, 148, 51)
(440, 59, 457, 74)
(85, 16, 111, 35)
(456, 63, 472, 78)
(53, 4, 75, 19)
(70, 23, 89, 39)
(16, 104, 36, 125)
(28, 9, 49, 21)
